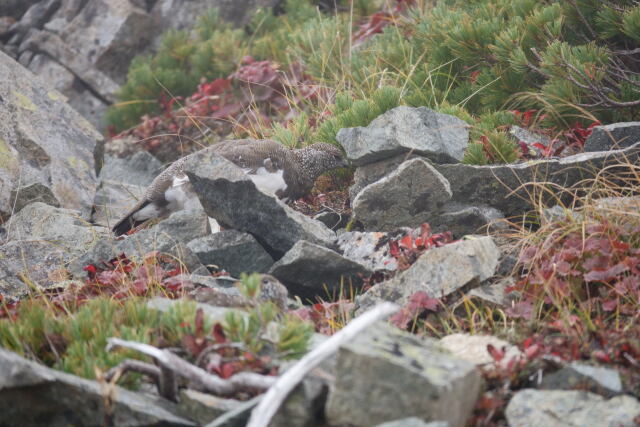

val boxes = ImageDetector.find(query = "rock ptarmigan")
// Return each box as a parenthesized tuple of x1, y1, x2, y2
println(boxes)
(111, 139, 348, 236)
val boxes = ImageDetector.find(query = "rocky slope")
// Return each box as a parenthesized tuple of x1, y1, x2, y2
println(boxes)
(0, 3, 639, 426)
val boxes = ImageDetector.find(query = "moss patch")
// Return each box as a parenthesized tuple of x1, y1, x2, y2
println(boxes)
(11, 91, 37, 112)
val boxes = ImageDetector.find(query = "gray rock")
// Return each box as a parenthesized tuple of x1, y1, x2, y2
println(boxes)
(10, 182, 60, 213)
(147, 297, 234, 324)
(204, 366, 329, 427)
(99, 152, 163, 187)
(540, 362, 623, 397)
(505, 389, 640, 427)
(439, 333, 522, 368)
(187, 230, 274, 277)
(91, 179, 146, 227)
(431, 202, 507, 238)
(376, 419, 449, 427)
(337, 231, 398, 272)
(178, 390, 242, 426)
(0, 49, 102, 220)
(509, 125, 551, 155)
(466, 278, 515, 307)
(0, 348, 195, 427)
(151, 0, 282, 37)
(337, 106, 469, 166)
(325, 322, 482, 427)
(352, 158, 452, 231)
(0, 202, 106, 298)
(0, 17, 16, 38)
(189, 274, 239, 289)
(584, 122, 640, 152)
(184, 148, 335, 257)
(313, 210, 350, 231)
(269, 240, 371, 299)
(270, 365, 330, 427)
(0, 0, 40, 19)
(349, 153, 419, 200)
(434, 142, 640, 218)
(193, 274, 289, 310)
(9, 0, 61, 37)
(205, 396, 261, 427)
(357, 237, 499, 311)
(69, 209, 210, 278)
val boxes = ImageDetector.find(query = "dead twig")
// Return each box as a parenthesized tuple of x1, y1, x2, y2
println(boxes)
(106, 338, 276, 401)
(246, 302, 400, 427)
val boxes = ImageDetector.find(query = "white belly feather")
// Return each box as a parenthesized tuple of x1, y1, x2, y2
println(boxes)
(245, 167, 288, 196)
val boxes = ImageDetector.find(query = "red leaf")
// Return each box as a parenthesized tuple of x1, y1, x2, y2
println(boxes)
(212, 323, 227, 344)
(584, 262, 629, 282)
(487, 344, 505, 362)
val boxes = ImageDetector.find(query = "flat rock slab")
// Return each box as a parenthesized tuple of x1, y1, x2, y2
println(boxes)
(434, 143, 640, 218)
(584, 122, 640, 152)
(184, 148, 335, 257)
(352, 158, 452, 231)
(337, 106, 469, 166)
(505, 389, 640, 427)
(0, 50, 102, 220)
(539, 362, 622, 397)
(357, 237, 499, 311)
(0, 348, 195, 427)
(325, 322, 481, 427)
(269, 240, 371, 299)
(187, 230, 274, 277)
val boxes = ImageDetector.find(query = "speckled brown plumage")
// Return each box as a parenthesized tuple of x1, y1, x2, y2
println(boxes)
(112, 139, 347, 236)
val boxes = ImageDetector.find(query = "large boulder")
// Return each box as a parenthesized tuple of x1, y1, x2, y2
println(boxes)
(0, 348, 195, 426)
(357, 237, 499, 311)
(325, 322, 482, 427)
(0, 50, 102, 220)
(352, 158, 453, 231)
(269, 240, 371, 298)
(184, 148, 335, 257)
(584, 122, 640, 152)
(0, 202, 106, 298)
(337, 106, 469, 166)
(505, 389, 640, 427)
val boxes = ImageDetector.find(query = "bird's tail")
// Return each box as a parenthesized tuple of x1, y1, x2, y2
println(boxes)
(112, 213, 137, 236)
(112, 201, 150, 236)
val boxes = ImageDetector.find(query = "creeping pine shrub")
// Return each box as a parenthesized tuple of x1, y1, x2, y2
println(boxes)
(0, 269, 313, 390)
(108, 0, 640, 165)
